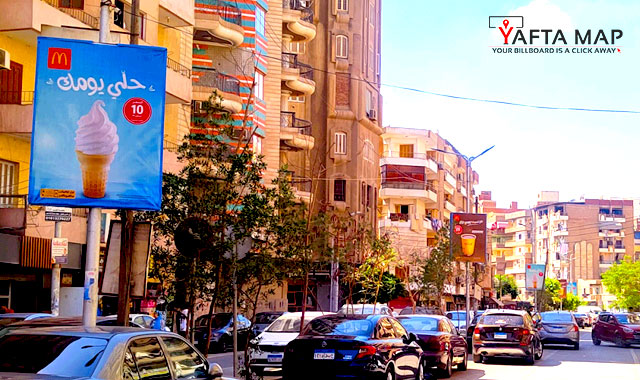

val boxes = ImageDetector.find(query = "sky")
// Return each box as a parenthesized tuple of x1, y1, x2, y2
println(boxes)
(381, 0, 640, 209)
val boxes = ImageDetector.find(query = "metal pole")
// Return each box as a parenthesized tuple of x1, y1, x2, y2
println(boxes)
(465, 158, 471, 329)
(83, 208, 101, 327)
(232, 264, 238, 378)
(99, 1, 110, 43)
(51, 222, 62, 316)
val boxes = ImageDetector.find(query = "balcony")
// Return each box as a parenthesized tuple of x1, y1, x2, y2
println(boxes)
(445, 200, 456, 213)
(379, 181, 437, 204)
(281, 53, 316, 95)
(290, 175, 312, 203)
(505, 240, 519, 248)
(380, 152, 438, 175)
(0, 195, 27, 233)
(443, 171, 456, 194)
(159, 0, 195, 27)
(599, 231, 624, 238)
(505, 224, 527, 234)
(459, 185, 467, 197)
(193, 69, 243, 114)
(194, 2, 244, 48)
(280, 111, 314, 151)
(550, 212, 568, 221)
(599, 244, 625, 254)
(552, 228, 568, 237)
(165, 58, 192, 104)
(0, 0, 90, 44)
(0, 91, 34, 134)
(599, 214, 625, 223)
(282, 0, 316, 42)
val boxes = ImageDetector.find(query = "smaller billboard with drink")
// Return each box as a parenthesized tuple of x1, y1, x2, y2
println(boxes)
(450, 213, 487, 263)
(525, 264, 546, 290)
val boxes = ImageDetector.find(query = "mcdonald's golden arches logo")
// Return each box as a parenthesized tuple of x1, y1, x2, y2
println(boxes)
(47, 48, 72, 70)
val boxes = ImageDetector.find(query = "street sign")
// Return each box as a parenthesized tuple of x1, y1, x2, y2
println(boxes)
(525, 264, 545, 290)
(51, 237, 69, 264)
(450, 213, 487, 263)
(45, 206, 72, 222)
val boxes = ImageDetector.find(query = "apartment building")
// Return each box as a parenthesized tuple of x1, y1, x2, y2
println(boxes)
(378, 127, 486, 310)
(0, 0, 193, 311)
(533, 195, 635, 308)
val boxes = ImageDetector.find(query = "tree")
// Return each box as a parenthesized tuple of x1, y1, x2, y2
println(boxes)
(602, 257, 640, 311)
(494, 274, 519, 300)
(422, 226, 454, 309)
(561, 293, 585, 311)
(539, 278, 562, 311)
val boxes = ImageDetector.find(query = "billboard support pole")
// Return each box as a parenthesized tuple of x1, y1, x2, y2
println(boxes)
(51, 222, 62, 316)
(465, 158, 471, 329)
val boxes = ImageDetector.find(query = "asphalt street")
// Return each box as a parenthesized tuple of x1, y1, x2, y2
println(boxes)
(208, 329, 640, 380)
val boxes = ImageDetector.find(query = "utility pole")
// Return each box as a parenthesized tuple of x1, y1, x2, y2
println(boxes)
(465, 158, 471, 330)
(116, 0, 138, 327)
(81, 0, 111, 329)
(51, 221, 62, 316)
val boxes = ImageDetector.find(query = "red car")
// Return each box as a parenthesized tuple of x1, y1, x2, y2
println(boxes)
(397, 315, 468, 378)
(592, 312, 640, 347)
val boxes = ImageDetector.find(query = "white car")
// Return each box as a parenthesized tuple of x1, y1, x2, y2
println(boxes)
(338, 303, 393, 316)
(249, 311, 331, 376)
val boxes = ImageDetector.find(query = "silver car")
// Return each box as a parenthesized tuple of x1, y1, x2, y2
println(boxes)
(539, 311, 580, 350)
(0, 326, 231, 379)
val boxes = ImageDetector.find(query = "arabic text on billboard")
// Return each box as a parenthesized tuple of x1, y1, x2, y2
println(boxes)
(450, 213, 487, 263)
(28, 37, 167, 210)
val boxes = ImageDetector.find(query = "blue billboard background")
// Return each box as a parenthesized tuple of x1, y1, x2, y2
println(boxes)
(28, 37, 167, 210)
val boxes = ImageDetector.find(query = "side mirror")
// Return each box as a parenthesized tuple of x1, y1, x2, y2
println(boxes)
(409, 332, 417, 342)
(208, 363, 223, 380)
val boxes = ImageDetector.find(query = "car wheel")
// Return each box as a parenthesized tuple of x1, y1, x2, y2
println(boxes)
(573, 341, 580, 350)
(386, 367, 395, 380)
(458, 351, 468, 371)
(592, 335, 601, 346)
(615, 335, 629, 348)
(535, 339, 543, 360)
(439, 352, 453, 378)
(472, 354, 482, 363)
(524, 344, 535, 365)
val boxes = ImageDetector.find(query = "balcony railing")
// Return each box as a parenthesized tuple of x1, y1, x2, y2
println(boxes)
(283, 0, 314, 23)
(41, 0, 99, 29)
(280, 111, 311, 135)
(282, 53, 314, 80)
(381, 181, 425, 190)
(196, 0, 242, 26)
(389, 213, 409, 222)
(382, 151, 428, 159)
(0, 194, 27, 231)
(196, 70, 240, 94)
(0, 91, 34, 105)
(290, 176, 312, 193)
(167, 58, 191, 78)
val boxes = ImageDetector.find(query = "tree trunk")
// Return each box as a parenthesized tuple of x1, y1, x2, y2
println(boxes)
(203, 264, 222, 356)
(299, 272, 309, 335)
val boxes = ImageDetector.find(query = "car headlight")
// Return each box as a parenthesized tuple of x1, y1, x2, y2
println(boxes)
(622, 327, 634, 334)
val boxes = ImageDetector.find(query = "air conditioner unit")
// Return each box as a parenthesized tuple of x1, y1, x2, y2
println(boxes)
(367, 109, 377, 120)
(0, 49, 9, 70)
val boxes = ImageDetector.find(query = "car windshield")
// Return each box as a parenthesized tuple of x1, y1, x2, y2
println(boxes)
(0, 334, 107, 377)
(399, 317, 439, 332)
(304, 318, 373, 337)
(573, 313, 586, 318)
(542, 313, 573, 323)
(266, 316, 316, 332)
(481, 314, 524, 326)
(615, 314, 640, 325)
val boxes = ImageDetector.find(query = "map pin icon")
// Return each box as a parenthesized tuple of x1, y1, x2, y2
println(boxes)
(503, 19, 509, 28)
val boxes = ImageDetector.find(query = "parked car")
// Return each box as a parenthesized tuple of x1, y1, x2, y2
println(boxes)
(193, 313, 252, 352)
(572, 312, 588, 328)
(446, 310, 473, 334)
(338, 304, 393, 316)
(466, 310, 486, 352)
(249, 311, 330, 376)
(0, 316, 144, 335)
(105, 313, 156, 329)
(0, 325, 231, 379)
(539, 311, 580, 349)
(472, 309, 543, 365)
(251, 311, 287, 337)
(398, 314, 467, 378)
(0, 313, 52, 328)
(283, 314, 423, 380)
(592, 312, 640, 347)
(399, 306, 444, 315)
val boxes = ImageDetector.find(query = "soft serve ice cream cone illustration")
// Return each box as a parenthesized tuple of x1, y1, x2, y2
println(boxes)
(75, 100, 119, 198)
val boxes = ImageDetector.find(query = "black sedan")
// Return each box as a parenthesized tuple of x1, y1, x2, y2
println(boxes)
(193, 313, 252, 353)
(283, 314, 423, 380)
(398, 315, 467, 378)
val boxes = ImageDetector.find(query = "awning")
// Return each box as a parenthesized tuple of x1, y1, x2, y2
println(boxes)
(20, 236, 52, 269)
(488, 297, 504, 307)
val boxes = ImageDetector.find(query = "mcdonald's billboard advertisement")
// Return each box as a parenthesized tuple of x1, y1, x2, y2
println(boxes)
(28, 37, 167, 210)
(525, 264, 546, 290)
(450, 213, 487, 263)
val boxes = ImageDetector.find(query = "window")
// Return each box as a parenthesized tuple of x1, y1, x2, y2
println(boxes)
(162, 337, 207, 379)
(366, 89, 375, 114)
(252, 135, 262, 155)
(336, 35, 349, 58)
(0, 160, 17, 206)
(128, 337, 171, 380)
(361, 182, 366, 206)
(399, 144, 414, 158)
(254, 71, 264, 100)
(114, 0, 125, 27)
(289, 41, 305, 54)
(123, 349, 139, 380)
(334, 179, 346, 202)
(366, 185, 372, 207)
(364, 140, 375, 162)
(0, 281, 9, 308)
(389, 318, 408, 338)
(375, 318, 395, 339)
(255, 7, 265, 36)
(60, 0, 83, 9)
(335, 132, 347, 154)
(139, 12, 147, 40)
(337, 0, 348, 11)
(289, 95, 305, 102)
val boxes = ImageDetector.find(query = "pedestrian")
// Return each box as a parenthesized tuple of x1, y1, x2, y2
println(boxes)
(152, 311, 163, 330)
(178, 308, 188, 337)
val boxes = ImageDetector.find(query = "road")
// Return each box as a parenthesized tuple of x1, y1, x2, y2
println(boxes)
(207, 329, 640, 380)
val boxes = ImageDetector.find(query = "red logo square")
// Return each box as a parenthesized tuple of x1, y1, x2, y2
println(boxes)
(47, 48, 72, 70)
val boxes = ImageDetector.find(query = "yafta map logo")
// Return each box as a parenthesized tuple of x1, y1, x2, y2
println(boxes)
(489, 16, 622, 54)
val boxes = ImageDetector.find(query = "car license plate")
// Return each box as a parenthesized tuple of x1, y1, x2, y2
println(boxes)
(313, 349, 335, 360)
(494, 332, 507, 339)
(267, 354, 283, 363)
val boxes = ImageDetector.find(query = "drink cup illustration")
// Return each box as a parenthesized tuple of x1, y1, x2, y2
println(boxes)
(460, 234, 476, 257)
(75, 100, 119, 198)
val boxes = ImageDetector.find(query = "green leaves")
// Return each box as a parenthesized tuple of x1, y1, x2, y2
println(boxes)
(494, 274, 520, 300)
(422, 226, 454, 302)
(602, 256, 640, 311)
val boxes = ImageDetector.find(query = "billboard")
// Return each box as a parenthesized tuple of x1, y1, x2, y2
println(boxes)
(450, 213, 487, 263)
(525, 264, 546, 290)
(28, 37, 167, 210)
(567, 282, 578, 296)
